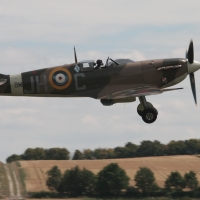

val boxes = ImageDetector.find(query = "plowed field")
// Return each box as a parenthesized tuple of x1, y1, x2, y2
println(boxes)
(19, 155, 200, 192)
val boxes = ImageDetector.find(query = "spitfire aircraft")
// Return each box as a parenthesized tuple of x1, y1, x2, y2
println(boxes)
(0, 41, 199, 124)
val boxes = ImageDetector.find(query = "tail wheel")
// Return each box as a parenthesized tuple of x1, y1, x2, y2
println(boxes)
(142, 108, 157, 124)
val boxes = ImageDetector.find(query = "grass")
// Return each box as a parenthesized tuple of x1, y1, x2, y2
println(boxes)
(27, 192, 200, 200)
(27, 197, 196, 200)
(16, 161, 21, 167)
(18, 168, 26, 194)
(82, 198, 197, 200)
(12, 162, 27, 196)
(7, 163, 17, 196)
(0, 162, 9, 197)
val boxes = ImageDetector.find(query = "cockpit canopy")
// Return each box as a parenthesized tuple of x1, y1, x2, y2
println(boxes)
(114, 59, 134, 64)
(79, 60, 95, 71)
(106, 58, 134, 67)
(78, 58, 134, 72)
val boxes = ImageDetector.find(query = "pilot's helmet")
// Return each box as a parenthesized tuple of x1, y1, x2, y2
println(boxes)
(96, 59, 103, 66)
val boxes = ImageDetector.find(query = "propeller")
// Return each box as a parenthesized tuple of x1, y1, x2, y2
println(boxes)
(186, 40, 197, 106)
(188, 40, 194, 64)
(189, 72, 197, 105)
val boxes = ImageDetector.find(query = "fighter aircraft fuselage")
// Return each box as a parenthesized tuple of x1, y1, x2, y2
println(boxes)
(0, 40, 199, 123)
(0, 58, 188, 98)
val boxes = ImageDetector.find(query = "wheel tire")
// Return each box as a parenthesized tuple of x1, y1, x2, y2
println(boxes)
(142, 108, 157, 124)
(137, 110, 143, 116)
(137, 102, 154, 116)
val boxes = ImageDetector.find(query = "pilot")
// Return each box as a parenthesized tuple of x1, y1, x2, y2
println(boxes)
(94, 59, 103, 69)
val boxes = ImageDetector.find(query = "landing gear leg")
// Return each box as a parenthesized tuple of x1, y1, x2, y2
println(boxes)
(137, 96, 158, 124)
(139, 96, 148, 109)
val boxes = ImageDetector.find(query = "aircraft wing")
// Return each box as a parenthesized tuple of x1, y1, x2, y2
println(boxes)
(99, 87, 183, 100)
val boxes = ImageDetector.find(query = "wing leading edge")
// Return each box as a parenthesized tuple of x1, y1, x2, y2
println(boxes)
(99, 87, 183, 100)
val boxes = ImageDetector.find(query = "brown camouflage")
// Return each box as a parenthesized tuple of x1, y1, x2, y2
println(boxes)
(0, 58, 188, 99)
(0, 56, 196, 123)
(0, 40, 199, 123)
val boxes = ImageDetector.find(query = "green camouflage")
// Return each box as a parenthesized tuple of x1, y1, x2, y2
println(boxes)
(0, 58, 187, 98)
(0, 41, 199, 123)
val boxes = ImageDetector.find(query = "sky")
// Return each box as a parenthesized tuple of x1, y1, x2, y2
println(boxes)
(0, 0, 200, 162)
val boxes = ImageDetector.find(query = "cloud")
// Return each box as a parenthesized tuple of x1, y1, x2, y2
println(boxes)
(0, 0, 200, 162)
(0, 0, 200, 45)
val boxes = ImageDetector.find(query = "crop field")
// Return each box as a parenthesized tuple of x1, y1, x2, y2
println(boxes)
(19, 155, 200, 192)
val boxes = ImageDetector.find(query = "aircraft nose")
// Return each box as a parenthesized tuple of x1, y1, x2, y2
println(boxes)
(188, 60, 200, 74)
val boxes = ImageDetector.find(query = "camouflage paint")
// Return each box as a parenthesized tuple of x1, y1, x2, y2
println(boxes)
(0, 58, 189, 100)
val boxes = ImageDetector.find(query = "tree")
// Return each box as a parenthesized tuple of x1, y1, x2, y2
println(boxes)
(82, 149, 93, 159)
(46, 166, 62, 192)
(6, 154, 21, 163)
(93, 148, 107, 159)
(184, 171, 198, 190)
(45, 148, 70, 160)
(125, 142, 138, 157)
(126, 186, 140, 197)
(184, 139, 200, 154)
(106, 148, 116, 159)
(81, 168, 96, 195)
(114, 147, 129, 158)
(165, 171, 185, 191)
(72, 150, 83, 160)
(167, 140, 187, 155)
(134, 167, 157, 194)
(62, 166, 95, 196)
(34, 148, 46, 160)
(23, 148, 36, 160)
(136, 140, 165, 157)
(96, 163, 129, 196)
(22, 148, 46, 160)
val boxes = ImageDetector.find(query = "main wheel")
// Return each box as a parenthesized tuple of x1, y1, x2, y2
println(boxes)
(142, 108, 157, 124)
(137, 102, 153, 116)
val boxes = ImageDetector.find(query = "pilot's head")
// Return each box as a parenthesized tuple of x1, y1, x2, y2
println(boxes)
(96, 59, 103, 66)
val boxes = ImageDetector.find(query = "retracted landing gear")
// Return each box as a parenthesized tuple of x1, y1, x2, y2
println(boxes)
(137, 96, 158, 124)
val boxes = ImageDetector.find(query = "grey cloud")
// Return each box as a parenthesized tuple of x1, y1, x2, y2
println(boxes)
(0, 0, 200, 162)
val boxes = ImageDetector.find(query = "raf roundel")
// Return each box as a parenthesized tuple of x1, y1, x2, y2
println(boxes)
(49, 67, 72, 90)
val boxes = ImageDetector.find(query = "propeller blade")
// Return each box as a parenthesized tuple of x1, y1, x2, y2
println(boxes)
(188, 40, 194, 64)
(74, 46, 78, 63)
(189, 73, 197, 106)
(186, 49, 188, 59)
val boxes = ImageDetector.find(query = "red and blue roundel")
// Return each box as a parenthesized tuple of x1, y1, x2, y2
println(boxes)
(49, 67, 72, 90)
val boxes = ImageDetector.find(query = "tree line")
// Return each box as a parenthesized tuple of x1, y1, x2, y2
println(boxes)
(6, 139, 200, 163)
(6, 148, 70, 163)
(43, 163, 200, 198)
(73, 139, 200, 160)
